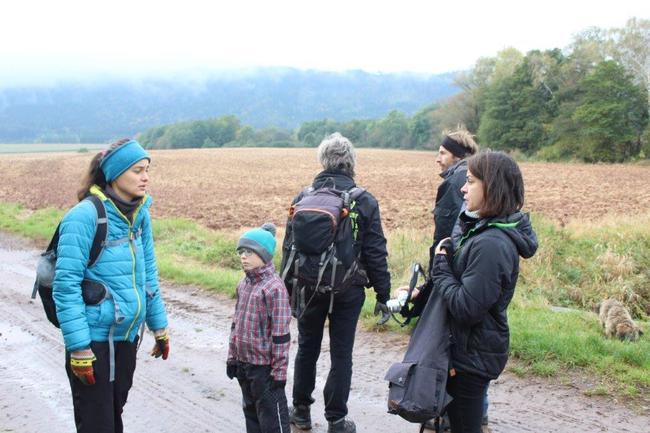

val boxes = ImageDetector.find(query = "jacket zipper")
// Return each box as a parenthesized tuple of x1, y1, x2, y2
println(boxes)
(111, 199, 145, 339)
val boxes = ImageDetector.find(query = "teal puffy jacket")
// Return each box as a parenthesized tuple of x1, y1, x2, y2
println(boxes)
(53, 186, 168, 352)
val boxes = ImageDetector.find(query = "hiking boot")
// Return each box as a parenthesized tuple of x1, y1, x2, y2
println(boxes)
(327, 418, 356, 433)
(289, 405, 312, 430)
(482, 415, 489, 426)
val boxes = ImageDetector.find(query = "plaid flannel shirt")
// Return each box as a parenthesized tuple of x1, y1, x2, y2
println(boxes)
(227, 262, 291, 381)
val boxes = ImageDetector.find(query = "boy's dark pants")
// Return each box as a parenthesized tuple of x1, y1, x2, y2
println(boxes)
(65, 339, 138, 433)
(236, 363, 290, 433)
(292, 286, 365, 422)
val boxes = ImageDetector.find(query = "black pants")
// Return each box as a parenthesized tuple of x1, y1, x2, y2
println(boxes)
(292, 287, 365, 422)
(445, 371, 490, 433)
(236, 363, 290, 433)
(65, 339, 138, 433)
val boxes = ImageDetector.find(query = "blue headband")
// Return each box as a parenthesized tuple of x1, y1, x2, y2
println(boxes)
(100, 140, 150, 182)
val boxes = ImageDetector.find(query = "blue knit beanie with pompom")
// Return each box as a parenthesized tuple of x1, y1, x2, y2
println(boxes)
(237, 223, 277, 263)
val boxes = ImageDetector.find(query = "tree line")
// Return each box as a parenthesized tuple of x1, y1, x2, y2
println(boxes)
(138, 18, 650, 162)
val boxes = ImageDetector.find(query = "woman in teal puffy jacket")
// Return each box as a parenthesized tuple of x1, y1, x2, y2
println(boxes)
(53, 138, 170, 433)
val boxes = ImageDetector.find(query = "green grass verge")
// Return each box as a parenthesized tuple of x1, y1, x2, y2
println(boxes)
(0, 203, 65, 241)
(509, 297, 650, 396)
(2, 200, 650, 399)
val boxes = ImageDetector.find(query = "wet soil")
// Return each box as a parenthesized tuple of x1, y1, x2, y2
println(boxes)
(1, 231, 648, 433)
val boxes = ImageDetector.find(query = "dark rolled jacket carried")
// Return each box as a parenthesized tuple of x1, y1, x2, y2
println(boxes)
(431, 211, 538, 379)
(281, 170, 391, 303)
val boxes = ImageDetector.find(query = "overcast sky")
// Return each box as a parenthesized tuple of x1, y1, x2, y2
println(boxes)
(1, 0, 648, 86)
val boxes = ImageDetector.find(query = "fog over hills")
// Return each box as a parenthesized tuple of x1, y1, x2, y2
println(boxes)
(0, 68, 458, 143)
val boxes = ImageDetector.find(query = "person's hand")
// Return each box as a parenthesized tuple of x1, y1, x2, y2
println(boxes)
(374, 301, 391, 325)
(70, 348, 96, 385)
(435, 237, 453, 255)
(226, 361, 238, 380)
(151, 329, 170, 360)
(393, 286, 421, 301)
(392, 286, 409, 298)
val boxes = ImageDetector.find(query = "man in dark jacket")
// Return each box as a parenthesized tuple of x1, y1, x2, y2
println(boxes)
(411, 130, 479, 336)
(430, 129, 479, 269)
(281, 133, 391, 433)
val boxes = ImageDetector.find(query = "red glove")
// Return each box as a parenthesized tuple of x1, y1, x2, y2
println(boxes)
(70, 349, 96, 385)
(151, 330, 170, 360)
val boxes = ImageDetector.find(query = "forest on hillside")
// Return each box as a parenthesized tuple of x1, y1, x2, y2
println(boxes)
(139, 18, 650, 162)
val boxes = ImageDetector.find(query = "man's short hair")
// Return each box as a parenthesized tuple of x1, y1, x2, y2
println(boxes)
(317, 132, 356, 177)
(443, 128, 479, 157)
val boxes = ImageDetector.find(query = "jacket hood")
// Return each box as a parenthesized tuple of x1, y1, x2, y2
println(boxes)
(489, 212, 538, 259)
(312, 170, 356, 191)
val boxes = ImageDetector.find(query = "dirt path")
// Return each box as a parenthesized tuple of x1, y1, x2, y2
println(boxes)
(1, 231, 648, 433)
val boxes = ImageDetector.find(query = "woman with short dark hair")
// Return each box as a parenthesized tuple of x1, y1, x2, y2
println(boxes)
(431, 151, 538, 433)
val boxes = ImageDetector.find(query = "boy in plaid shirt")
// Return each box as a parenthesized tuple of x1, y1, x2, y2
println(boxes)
(227, 223, 291, 433)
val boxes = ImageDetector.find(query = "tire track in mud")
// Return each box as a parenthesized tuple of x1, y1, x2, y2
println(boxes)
(1, 232, 649, 433)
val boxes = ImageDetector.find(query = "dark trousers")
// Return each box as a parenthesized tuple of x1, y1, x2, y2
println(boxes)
(445, 371, 490, 433)
(65, 339, 138, 433)
(236, 363, 290, 433)
(292, 287, 365, 422)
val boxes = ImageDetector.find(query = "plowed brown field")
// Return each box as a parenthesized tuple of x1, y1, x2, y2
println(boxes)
(1, 148, 649, 230)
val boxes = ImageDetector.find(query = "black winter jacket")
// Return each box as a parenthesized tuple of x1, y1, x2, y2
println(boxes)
(433, 160, 467, 247)
(280, 170, 391, 303)
(431, 211, 537, 379)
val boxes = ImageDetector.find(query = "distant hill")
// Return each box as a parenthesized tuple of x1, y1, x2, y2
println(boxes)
(0, 68, 458, 143)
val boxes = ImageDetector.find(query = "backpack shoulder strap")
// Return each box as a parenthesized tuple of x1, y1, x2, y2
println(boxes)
(340, 186, 366, 209)
(45, 223, 62, 253)
(348, 186, 366, 200)
(85, 195, 108, 267)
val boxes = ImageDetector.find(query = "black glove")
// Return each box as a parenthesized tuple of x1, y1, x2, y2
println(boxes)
(374, 301, 391, 325)
(226, 361, 238, 380)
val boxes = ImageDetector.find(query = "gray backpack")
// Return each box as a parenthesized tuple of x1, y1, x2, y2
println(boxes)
(31, 195, 108, 328)
(384, 282, 452, 425)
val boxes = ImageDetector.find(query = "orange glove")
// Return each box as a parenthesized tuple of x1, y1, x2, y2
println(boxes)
(151, 330, 170, 360)
(70, 349, 96, 385)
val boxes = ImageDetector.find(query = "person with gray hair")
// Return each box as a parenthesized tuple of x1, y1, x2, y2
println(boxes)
(316, 132, 356, 177)
(281, 133, 391, 433)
